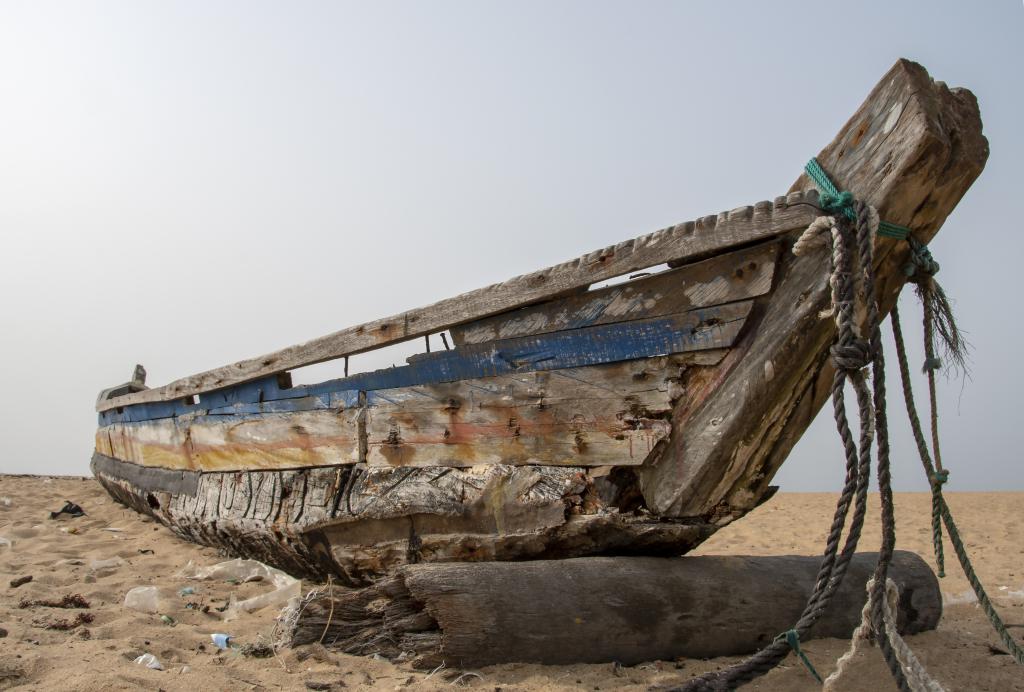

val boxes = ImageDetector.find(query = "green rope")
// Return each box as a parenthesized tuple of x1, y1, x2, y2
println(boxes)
(777, 629, 823, 684)
(891, 306, 1024, 665)
(805, 159, 910, 239)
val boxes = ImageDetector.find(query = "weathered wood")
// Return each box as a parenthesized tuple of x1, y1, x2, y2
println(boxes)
(292, 551, 941, 667)
(450, 242, 778, 345)
(90, 60, 988, 587)
(638, 59, 988, 518)
(97, 353, 725, 473)
(98, 299, 749, 426)
(363, 356, 694, 469)
(97, 197, 817, 411)
(92, 452, 716, 584)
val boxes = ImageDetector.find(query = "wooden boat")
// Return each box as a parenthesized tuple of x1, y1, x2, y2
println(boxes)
(92, 60, 987, 586)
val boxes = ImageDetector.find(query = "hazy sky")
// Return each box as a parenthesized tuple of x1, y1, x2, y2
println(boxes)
(1, 1, 1020, 491)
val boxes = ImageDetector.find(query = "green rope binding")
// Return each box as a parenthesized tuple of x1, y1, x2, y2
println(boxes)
(805, 158, 910, 239)
(778, 629, 823, 684)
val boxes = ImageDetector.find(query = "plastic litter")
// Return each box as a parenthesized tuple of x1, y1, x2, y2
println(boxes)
(0, 496, 11, 507)
(49, 500, 86, 519)
(178, 558, 301, 621)
(178, 586, 196, 597)
(160, 614, 176, 626)
(124, 586, 161, 613)
(211, 633, 232, 649)
(133, 653, 164, 670)
(0, 537, 11, 550)
(89, 556, 125, 572)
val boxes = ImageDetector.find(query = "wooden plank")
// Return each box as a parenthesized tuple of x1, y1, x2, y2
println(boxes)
(363, 358, 688, 468)
(98, 195, 818, 411)
(185, 409, 362, 472)
(99, 409, 361, 473)
(291, 552, 941, 667)
(330, 302, 751, 392)
(101, 303, 751, 425)
(450, 242, 778, 346)
(638, 59, 989, 517)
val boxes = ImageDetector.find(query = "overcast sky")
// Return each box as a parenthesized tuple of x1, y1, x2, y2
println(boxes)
(1, 1, 1020, 490)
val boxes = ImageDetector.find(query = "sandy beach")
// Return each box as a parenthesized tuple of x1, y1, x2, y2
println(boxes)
(1, 475, 1021, 691)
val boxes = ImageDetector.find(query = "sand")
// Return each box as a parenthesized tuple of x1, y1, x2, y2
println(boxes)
(0, 475, 1021, 691)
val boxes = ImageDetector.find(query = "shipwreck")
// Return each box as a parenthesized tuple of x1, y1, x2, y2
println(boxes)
(92, 58, 987, 605)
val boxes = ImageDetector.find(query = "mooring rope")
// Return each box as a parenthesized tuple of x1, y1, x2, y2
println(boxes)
(667, 163, 904, 692)
(662, 159, 1021, 690)
(891, 305, 1024, 666)
(824, 578, 946, 692)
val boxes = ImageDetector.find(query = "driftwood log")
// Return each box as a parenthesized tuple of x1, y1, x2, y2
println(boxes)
(290, 551, 941, 667)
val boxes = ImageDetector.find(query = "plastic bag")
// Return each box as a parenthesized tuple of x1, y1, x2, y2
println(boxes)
(177, 558, 300, 621)
(133, 653, 164, 670)
(124, 586, 161, 613)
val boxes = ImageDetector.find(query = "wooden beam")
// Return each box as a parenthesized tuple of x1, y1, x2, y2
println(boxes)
(290, 551, 941, 667)
(97, 195, 818, 411)
(638, 59, 989, 517)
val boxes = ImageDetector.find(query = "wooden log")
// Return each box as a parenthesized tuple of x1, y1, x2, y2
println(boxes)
(97, 198, 816, 412)
(638, 59, 989, 518)
(291, 551, 941, 668)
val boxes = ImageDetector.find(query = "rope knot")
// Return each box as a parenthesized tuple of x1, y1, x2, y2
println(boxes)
(904, 239, 940, 283)
(929, 469, 949, 489)
(819, 190, 855, 215)
(922, 357, 943, 373)
(830, 338, 873, 372)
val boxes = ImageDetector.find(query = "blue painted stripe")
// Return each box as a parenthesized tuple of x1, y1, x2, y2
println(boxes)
(99, 305, 745, 426)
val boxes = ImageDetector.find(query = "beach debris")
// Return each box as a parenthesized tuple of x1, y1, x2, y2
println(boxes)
(178, 559, 301, 620)
(160, 615, 176, 626)
(33, 612, 94, 630)
(0, 627, 7, 638)
(239, 640, 274, 658)
(178, 586, 196, 597)
(102, 527, 125, 532)
(185, 600, 210, 613)
(211, 633, 233, 650)
(133, 653, 164, 671)
(124, 586, 161, 613)
(89, 556, 125, 572)
(10, 576, 33, 588)
(49, 500, 86, 519)
(19, 593, 90, 609)
(138, 548, 155, 555)
(179, 665, 191, 674)
(0, 496, 11, 507)
(55, 558, 85, 566)
(0, 537, 11, 550)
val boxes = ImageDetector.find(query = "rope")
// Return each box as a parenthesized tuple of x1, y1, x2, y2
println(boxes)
(891, 306, 1024, 665)
(779, 630, 822, 683)
(667, 167, 898, 692)
(824, 579, 946, 692)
